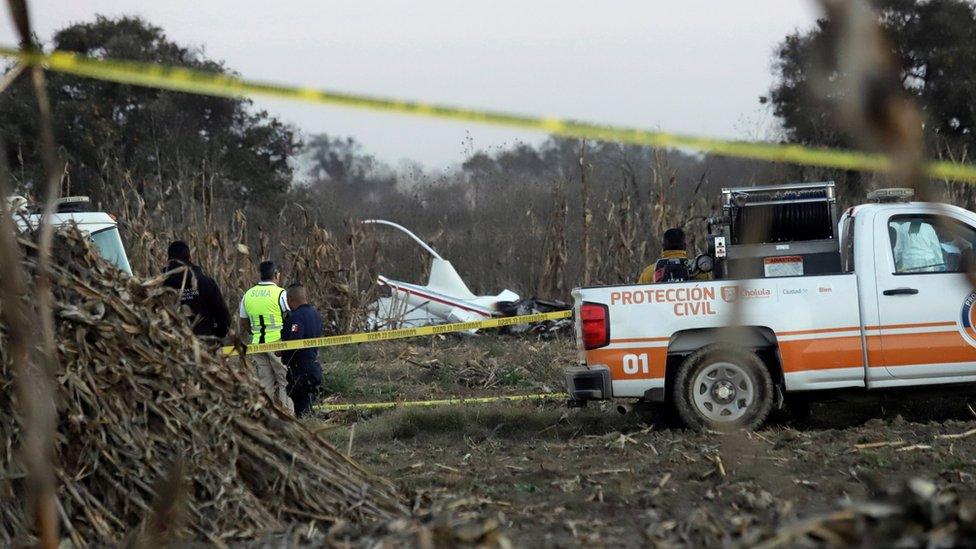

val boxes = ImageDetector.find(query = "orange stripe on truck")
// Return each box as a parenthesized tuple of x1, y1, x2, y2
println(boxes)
(585, 347, 668, 379)
(778, 326, 861, 336)
(587, 321, 975, 379)
(867, 329, 976, 366)
(778, 321, 956, 337)
(863, 321, 957, 331)
(778, 326, 972, 373)
(779, 336, 864, 372)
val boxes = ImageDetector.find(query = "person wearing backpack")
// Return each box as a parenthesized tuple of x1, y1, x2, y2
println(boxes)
(638, 228, 707, 284)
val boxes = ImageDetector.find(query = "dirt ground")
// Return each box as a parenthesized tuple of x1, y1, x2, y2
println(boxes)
(314, 334, 572, 405)
(312, 336, 976, 547)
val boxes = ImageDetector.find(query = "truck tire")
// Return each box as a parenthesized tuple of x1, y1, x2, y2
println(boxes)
(672, 344, 774, 431)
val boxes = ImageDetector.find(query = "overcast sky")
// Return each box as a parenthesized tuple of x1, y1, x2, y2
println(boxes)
(1, 1, 821, 170)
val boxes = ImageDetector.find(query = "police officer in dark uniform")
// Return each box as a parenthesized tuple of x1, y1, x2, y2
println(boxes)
(280, 283, 324, 417)
(163, 241, 230, 339)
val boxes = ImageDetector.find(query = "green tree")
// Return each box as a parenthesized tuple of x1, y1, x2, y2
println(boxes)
(767, 0, 976, 162)
(305, 134, 383, 186)
(0, 15, 299, 204)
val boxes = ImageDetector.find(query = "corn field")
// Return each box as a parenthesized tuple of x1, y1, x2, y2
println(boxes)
(91, 146, 736, 336)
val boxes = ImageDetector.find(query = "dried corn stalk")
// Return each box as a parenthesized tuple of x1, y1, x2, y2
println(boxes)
(0, 229, 404, 546)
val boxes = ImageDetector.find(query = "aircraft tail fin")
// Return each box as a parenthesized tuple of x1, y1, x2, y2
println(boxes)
(427, 258, 476, 300)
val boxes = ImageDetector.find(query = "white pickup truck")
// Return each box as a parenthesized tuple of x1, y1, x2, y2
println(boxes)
(565, 183, 976, 430)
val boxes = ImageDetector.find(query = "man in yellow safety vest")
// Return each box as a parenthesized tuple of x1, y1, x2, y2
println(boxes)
(239, 260, 293, 413)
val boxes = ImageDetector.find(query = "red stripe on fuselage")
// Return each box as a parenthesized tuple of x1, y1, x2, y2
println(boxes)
(382, 280, 494, 317)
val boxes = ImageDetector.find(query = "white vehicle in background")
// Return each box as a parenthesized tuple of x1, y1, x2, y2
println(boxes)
(9, 195, 133, 274)
(566, 183, 976, 430)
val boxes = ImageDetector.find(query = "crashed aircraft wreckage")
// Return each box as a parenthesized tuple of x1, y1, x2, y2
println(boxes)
(363, 219, 568, 332)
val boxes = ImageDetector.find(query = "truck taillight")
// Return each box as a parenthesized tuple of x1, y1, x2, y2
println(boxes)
(580, 302, 610, 350)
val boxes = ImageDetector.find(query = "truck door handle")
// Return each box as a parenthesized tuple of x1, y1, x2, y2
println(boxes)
(883, 288, 919, 296)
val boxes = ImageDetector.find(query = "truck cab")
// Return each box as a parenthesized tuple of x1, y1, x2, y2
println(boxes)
(842, 197, 976, 386)
(10, 195, 133, 275)
(566, 183, 976, 430)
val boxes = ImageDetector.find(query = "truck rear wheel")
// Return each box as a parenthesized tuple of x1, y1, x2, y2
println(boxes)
(673, 344, 774, 431)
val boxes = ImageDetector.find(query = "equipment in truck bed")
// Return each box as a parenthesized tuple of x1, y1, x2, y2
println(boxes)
(726, 184, 836, 244)
(710, 182, 840, 279)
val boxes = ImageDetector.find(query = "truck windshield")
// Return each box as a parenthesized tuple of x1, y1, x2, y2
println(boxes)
(90, 227, 133, 275)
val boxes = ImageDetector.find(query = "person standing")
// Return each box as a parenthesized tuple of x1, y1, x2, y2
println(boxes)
(163, 241, 230, 340)
(638, 227, 709, 284)
(280, 283, 324, 417)
(239, 261, 293, 413)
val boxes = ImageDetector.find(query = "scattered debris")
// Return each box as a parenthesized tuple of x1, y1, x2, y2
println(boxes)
(854, 440, 906, 450)
(496, 297, 572, 337)
(709, 453, 727, 478)
(763, 477, 976, 548)
(895, 443, 932, 452)
(937, 427, 976, 440)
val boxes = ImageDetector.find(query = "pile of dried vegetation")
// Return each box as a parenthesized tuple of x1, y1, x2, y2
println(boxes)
(0, 230, 404, 545)
(761, 477, 976, 548)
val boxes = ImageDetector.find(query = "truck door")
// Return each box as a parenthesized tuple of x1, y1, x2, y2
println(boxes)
(873, 210, 976, 379)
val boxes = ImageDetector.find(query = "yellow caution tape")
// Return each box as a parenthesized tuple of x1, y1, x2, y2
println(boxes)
(2, 46, 976, 183)
(315, 392, 565, 412)
(222, 310, 572, 356)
